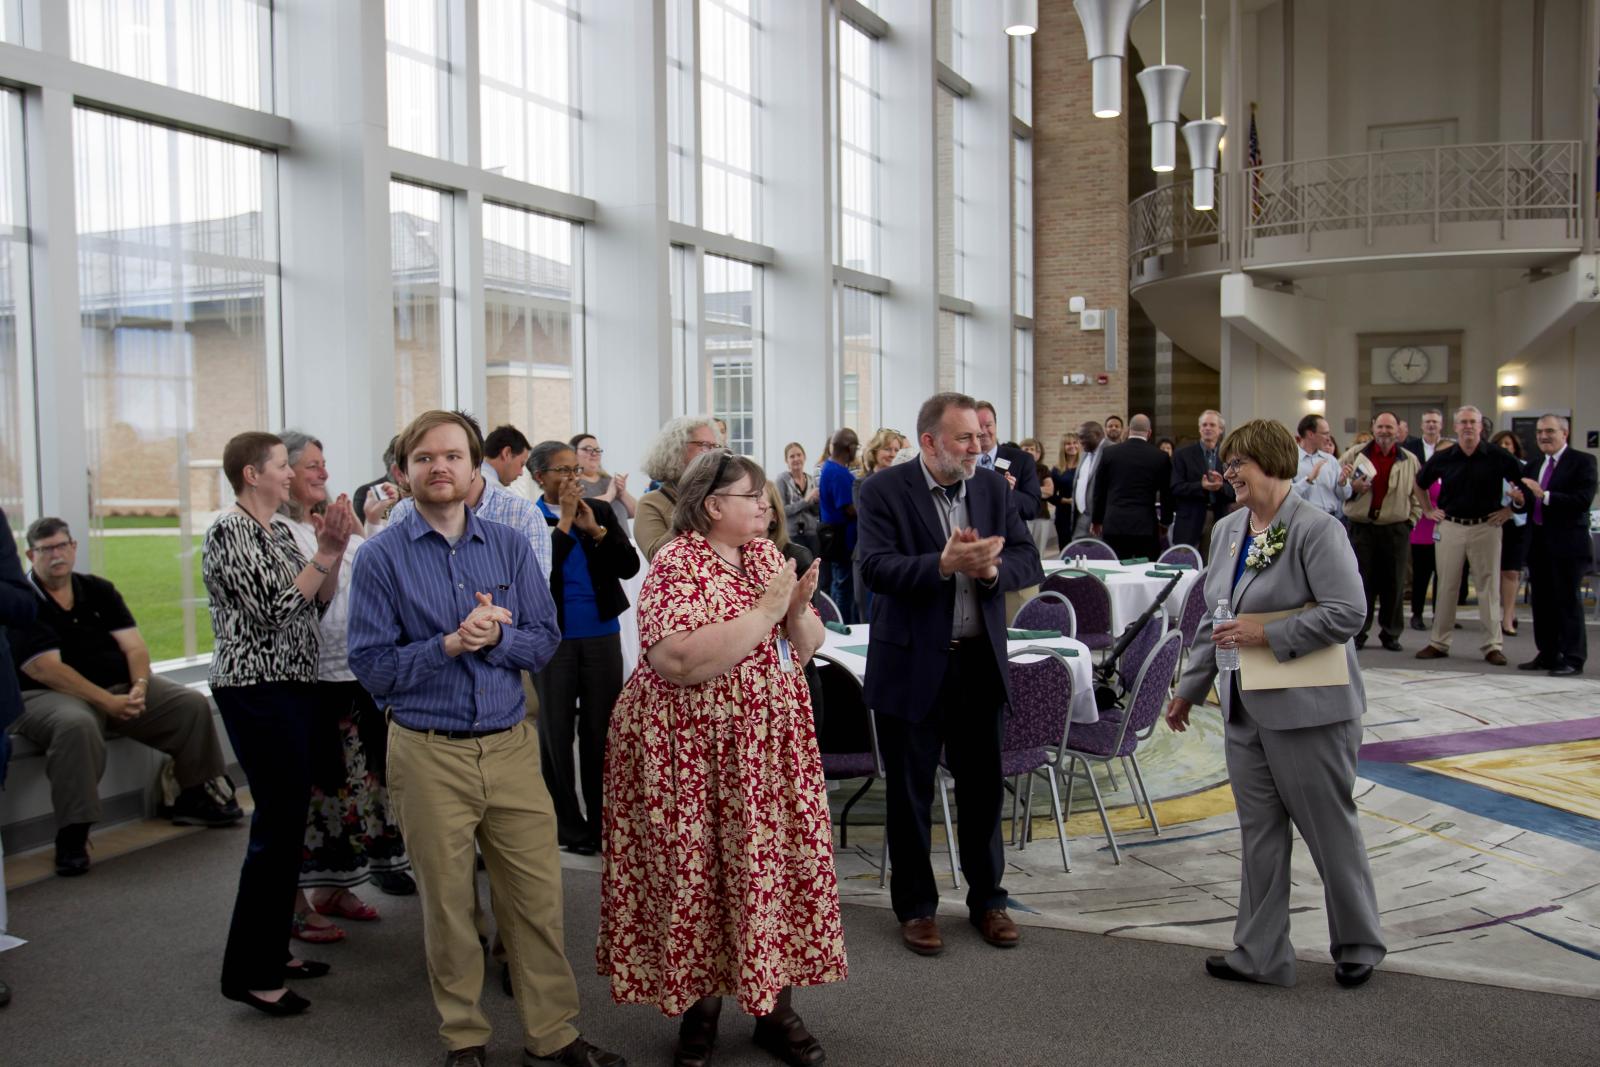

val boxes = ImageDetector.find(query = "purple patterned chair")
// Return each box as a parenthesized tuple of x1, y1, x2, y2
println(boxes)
(1158, 544, 1202, 569)
(814, 591, 843, 625)
(1010, 591, 1077, 638)
(1041, 572, 1114, 654)
(812, 652, 891, 884)
(1061, 537, 1118, 562)
(1057, 632, 1183, 864)
(940, 648, 1076, 874)
(1115, 613, 1168, 693)
(1176, 568, 1210, 676)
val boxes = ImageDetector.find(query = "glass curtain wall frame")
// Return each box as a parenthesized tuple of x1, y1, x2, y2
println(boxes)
(0, 0, 22, 44)
(669, 242, 696, 416)
(835, 11, 880, 275)
(1012, 326, 1033, 441)
(1012, 134, 1032, 319)
(387, 0, 453, 159)
(667, 0, 699, 225)
(703, 253, 761, 456)
(69, 0, 274, 111)
(391, 180, 457, 429)
(836, 285, 879, 435)
(937, 308, 965, 393)
(700, 0, 761, 242)
(0, 88, 36, 531)
(1011, 32, 1032, 126)
(936, 83, 963, 299)
(482, 201, 583, 444)
(479, 0, 581, 194)
(74, 107, 280, 662)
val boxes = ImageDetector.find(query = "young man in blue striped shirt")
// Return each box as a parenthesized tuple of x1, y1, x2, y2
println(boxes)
(349, 410, 624, 1067)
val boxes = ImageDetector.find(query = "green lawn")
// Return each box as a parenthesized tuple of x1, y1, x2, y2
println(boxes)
(97, 533, 214, 662)
(102, 515, 181, 530)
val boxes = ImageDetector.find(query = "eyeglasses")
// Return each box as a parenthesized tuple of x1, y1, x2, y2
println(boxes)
(577, 446, 603, 455)
(1221, 457, 1248, 478)
(687, 439, 720, 453)
(541, 465, 582, 476)
(32, 539, 76, 556)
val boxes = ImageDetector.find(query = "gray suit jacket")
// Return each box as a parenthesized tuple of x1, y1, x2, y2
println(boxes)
(1175, 492, 1367, 730)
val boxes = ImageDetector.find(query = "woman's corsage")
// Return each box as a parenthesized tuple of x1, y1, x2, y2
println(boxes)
(1245, 522, 1288, 571)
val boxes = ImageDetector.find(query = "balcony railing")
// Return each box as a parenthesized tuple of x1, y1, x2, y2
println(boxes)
(1130, 140, 1583, 285)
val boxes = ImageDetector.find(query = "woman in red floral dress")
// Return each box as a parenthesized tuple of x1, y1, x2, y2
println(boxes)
(598, 450, 846, 1067)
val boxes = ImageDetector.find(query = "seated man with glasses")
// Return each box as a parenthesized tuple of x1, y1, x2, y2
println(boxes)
(6, 518, 241, 877)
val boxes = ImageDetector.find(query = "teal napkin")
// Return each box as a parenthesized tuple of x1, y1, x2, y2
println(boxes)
(837, 644, 872, 657)
(1119, 556, 1150, 565)
(1152, 561, 1196, 570)
(1007, 628, 1062, 640)
(824, 621, 851, 634)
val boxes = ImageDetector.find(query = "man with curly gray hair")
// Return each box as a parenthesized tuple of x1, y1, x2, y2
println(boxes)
(634, 416, 721, 560)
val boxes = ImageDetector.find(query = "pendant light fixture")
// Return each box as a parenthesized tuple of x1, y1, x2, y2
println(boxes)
(1004, 0, 1038, 36)
(1073, 0, 1153, 118)
(1181, 0, 1225, 210)
(1135, 0, 1189, 172)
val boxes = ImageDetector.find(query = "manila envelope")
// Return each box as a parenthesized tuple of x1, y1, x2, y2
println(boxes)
(1236, 604, 1352, 691)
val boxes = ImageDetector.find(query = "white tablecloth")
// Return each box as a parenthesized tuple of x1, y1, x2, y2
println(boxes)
(818, 623, 1099, 724)
(1041, 560, 1201, 637)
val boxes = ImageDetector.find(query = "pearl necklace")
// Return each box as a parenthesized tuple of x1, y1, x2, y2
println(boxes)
(1248, 514, 1273, 536)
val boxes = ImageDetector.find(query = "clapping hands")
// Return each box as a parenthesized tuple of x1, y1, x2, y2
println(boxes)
(940, 527, 1002, 581)
(458, 591, 512, 652)
(758, 558, 799, 624)
(313, 494, 359, 555)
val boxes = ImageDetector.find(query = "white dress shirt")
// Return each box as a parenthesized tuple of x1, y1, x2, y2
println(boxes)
(1293, 446, 1352, 516)
(1073, 448, 1099, 514)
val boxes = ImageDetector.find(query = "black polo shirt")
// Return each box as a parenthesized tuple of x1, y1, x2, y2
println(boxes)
(9, 573, 137, 691)
(1415, 441, 1524, 520)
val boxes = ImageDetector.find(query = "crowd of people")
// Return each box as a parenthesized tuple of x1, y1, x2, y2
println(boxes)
(0, 391, 1593, 1058)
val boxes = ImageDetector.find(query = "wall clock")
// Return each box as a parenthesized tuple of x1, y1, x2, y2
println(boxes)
(1387, 345, 1431, 384)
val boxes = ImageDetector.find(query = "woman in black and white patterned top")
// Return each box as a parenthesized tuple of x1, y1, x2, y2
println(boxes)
(204, 431, 357, 1017)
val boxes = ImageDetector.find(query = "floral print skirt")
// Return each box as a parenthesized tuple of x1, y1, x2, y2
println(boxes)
(300, 681, 409, 888)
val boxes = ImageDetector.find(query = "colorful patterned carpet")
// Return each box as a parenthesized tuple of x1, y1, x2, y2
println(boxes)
(824, 667, 1600, 1000)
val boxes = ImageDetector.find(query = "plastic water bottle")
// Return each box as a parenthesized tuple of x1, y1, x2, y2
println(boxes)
(1214, 598, 1241, 672)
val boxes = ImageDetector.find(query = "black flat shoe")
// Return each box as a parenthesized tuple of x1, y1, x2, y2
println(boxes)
(284, 960, 331, 980)
(1334, 962, 1374, 988)
(1409, 617, 1427, 631)
(369, 870, 417, 896)
(1380, 636, 1403, 652)
(1549, 665, 1581, 677)
(753, 1013, 825, 1066)
(1203, 955, 1258, 983)
(1517, 658, 1553, 671)
(223, 987, 311, 1016)
(561, 841, 598, 856)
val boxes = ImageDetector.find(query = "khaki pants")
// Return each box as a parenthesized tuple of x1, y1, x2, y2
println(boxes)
(11, 676, 225, 827)
(387, 718, 579, 1055)
(1429, 519, 1503, 654)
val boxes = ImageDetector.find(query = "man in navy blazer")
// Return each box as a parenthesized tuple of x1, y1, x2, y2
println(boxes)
(858, 392, 1043, 957)
(1514, 414, 1598, 675)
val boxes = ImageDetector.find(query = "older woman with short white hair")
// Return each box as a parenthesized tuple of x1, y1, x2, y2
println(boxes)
(633, 415, 721, 561)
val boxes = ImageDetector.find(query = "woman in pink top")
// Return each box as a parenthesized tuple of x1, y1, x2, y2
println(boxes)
(1409, 480, 1444, 629)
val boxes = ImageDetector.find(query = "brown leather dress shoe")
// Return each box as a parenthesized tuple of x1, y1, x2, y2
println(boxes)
(1414, 645, 1448, 660)
(1484, 650, 1508, 666)
(900, 917, 943, 956)
(972, 909, 1020, 948)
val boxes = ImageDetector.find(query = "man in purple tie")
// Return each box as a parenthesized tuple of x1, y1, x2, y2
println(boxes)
(1512, 414, 1597, 676)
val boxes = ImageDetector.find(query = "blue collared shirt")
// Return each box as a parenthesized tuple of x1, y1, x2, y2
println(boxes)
(1292, 446, 1352, 517)
(347, 504, 561, 732)
(389, 477, 553, 585)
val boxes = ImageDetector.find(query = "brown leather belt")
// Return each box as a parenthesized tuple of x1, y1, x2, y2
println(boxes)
(1444, 515, 1494, 527)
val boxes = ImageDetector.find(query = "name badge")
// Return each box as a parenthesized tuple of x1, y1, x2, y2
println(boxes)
(776, 636, 795, 672)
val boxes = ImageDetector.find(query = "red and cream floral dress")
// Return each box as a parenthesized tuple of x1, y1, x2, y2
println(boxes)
(597, 532, 847, 1016)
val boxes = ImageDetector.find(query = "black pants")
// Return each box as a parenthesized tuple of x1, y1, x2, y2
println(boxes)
(1105, 532, 1160, 561)
(214, 681, 316, 993)
(1528, 530, 1588, 669)
(875, 640, 1007, 921)
(537, 632, 624, 847)
(1351, 522, 1410, 641)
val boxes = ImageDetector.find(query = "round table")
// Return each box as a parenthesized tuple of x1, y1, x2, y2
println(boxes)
(819, 623, 1099, 724)
(1041, 559, 1201, 636)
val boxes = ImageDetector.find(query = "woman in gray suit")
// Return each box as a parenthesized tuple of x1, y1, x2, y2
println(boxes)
(1164, 419, 1385, 989)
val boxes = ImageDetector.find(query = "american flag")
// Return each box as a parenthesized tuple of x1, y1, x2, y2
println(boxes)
(1247, 106, 1263, 219)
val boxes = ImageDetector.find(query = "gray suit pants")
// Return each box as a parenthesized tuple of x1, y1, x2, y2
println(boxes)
(1223, 695, 1386, 985)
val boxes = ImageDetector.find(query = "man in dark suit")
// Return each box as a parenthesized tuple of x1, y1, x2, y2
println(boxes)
(858, 392, 1043, 957)
(1170, 409, 1233, 559)
(1514, 414, 1597, 676)
(0, 508, 39, 1008)
(974, 400, 1041, 523)
(1091, 414, 1173, 560)
(1401, 408, 1447, 465)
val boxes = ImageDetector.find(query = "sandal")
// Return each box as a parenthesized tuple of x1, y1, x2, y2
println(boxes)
(312, 889, 380, 922)
(290, 910, 347, 943)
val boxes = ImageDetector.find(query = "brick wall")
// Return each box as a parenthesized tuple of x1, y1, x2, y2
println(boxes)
(1033, 0, 1130, 445)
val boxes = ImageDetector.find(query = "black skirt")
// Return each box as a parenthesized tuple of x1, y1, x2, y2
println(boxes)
(1500, 520, 1529, 571)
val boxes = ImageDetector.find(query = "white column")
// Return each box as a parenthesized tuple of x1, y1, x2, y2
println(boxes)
(877, 0, 939, 423)
(274, 0, 396, 481)
(759, 0, 833, 469)
(579, 0, 674, 483)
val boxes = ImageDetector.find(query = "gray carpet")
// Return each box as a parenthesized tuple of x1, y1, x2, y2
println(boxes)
(1352, 613, 1598, 675)
(3, 829, 1596, 1066)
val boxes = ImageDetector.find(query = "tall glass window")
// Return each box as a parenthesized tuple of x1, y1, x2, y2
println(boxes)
(936, 0, 963, 71)
(483, 203, 581, 442)
(0, 0, 22, 44)
(937, 309, 964, 392)
(1012, 327, 1034, 440)
(670, 243, 694, 415)
(837, 16, 879, 274)
(387, 0, 452, 159)
(838, 287, 879, 433)
(703, 254, 760, 455)
(1013, 135, 1032, 318)
(70, 0, 272, 111)
(391, 181, 455, 428)
(936, 85, 963, 298)
(0, 90, 33, 529)
(480, 0, 580, 193)
(75, 109, 278, 661)
(700, 0, 760, 242)
(1011, 34, 1032, 126)
(667, 0, 698, 225)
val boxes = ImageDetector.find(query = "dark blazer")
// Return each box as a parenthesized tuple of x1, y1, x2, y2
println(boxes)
(538, 497, 641, 632)
(1523, 449, 1598, 559)
(1170, 441, 1234, 547)
(857, 460, 1043, 723)
(1091, 436, 1173, 536)
(993, 443, 1042, 521)
(1047, 466, 1077, 528)
(0, 509, 38, 786)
